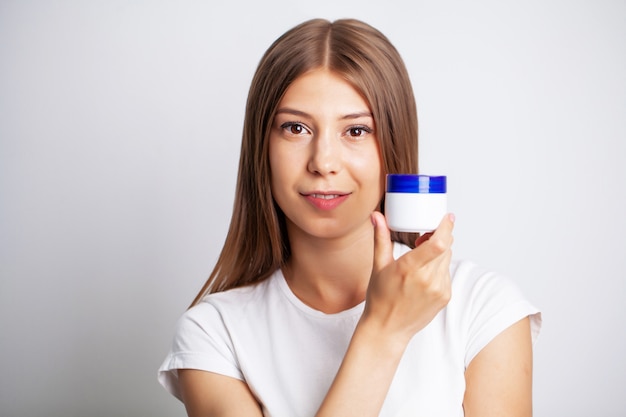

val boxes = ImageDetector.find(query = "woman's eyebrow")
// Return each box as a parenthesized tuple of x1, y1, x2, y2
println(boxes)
(341, 112, 373, 120)
(275, 108, 372, 120)
(275, 108, 310, 118)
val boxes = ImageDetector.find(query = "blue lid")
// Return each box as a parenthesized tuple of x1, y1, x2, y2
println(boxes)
(386, 174, 447, 193)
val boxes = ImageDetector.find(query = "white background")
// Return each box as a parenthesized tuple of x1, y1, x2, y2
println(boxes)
(1, 0, 624, 416)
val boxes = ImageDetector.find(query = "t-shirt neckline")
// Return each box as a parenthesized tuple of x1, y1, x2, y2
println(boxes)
(273, 268, 365, 319)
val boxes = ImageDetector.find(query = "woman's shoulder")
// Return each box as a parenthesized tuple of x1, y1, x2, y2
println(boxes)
(448, 258, 529, 303)
(171, 270, 283, 344)
(194, 270, 282, 311)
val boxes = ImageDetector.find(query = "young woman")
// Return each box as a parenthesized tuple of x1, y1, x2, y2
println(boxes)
(158, 18, 541, 417)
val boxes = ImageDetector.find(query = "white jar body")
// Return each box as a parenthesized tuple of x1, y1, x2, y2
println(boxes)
(385, 192, 447, 233)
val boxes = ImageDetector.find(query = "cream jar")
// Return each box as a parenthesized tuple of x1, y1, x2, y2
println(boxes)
(384, 174, 447, 233)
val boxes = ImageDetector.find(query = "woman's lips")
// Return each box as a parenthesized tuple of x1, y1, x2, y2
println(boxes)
(302, 192, 350, 210)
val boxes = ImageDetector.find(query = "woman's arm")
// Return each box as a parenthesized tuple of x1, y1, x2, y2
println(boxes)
(315, 212, 455, 416)
(463, 317, 534, 417)
(178, 369, 263, 417)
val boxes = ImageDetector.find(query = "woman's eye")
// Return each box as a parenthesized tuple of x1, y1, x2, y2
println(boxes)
(347, 126, 372, 138)
(281, 122, 308, 135)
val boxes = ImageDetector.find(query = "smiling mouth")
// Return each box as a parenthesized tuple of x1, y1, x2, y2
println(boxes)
(309, 193, 342, 199)
(301, 192, 350, 210)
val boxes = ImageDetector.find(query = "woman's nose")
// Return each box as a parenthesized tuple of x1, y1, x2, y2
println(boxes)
(307, 130, 341, 175)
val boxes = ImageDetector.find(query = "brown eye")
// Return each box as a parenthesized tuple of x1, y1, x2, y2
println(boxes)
(349, 127, 364, 137)
(290, 124, 304, 134)
(347, 125, 372, 138)
(280, 122, 309, 135)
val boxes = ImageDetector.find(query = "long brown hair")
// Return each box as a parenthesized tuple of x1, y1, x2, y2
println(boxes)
(190, 18, 419, 306)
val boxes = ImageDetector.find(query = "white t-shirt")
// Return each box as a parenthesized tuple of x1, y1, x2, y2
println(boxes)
(158, 244, 541, 417)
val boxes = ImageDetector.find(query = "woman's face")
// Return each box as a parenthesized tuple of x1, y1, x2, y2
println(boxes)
(269, 68, 384, 241)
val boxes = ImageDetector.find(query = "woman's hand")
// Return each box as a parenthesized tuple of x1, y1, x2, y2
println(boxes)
(362, 211, 455, 344)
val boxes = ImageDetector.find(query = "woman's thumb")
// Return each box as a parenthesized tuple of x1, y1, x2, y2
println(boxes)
(371, 211, 394, 274)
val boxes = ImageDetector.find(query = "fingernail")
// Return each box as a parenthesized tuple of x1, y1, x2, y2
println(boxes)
(449, 213, 456, 223)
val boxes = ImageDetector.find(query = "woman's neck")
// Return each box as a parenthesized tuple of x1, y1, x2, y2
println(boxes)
(283, 223, 375, 314)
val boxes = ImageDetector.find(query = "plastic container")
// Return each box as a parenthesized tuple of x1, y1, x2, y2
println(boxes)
(384, 174, 447, 233)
